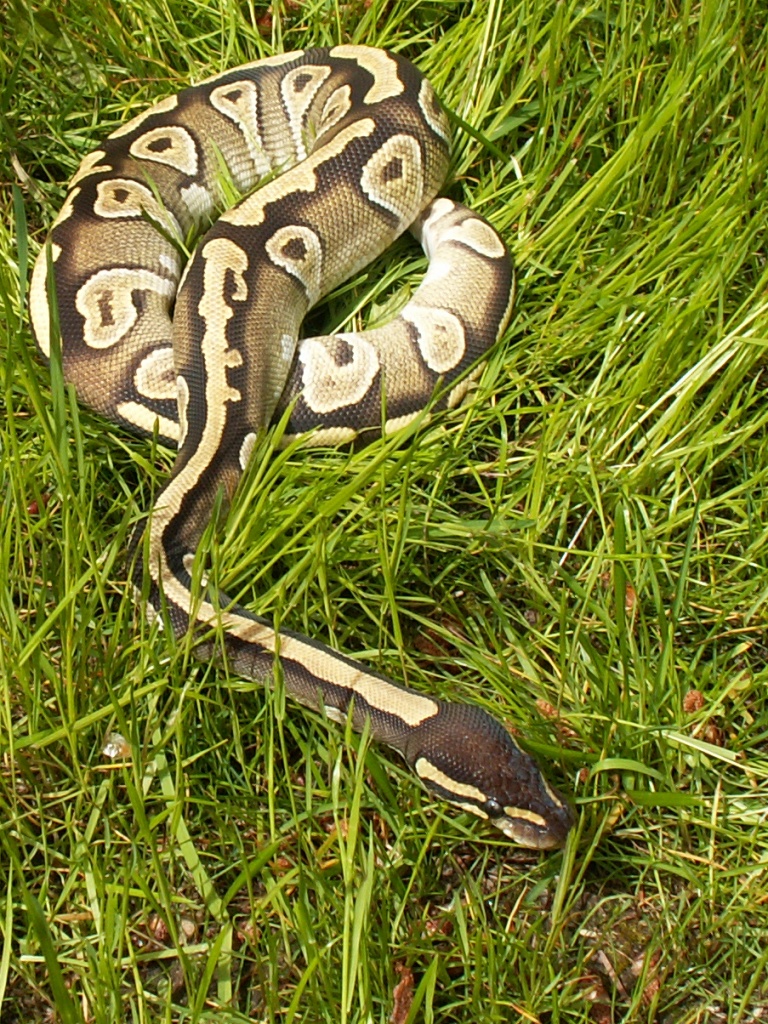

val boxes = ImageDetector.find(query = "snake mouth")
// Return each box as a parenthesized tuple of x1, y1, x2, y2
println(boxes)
(492, 795, 575, 849)
(493, 812, 572, 850)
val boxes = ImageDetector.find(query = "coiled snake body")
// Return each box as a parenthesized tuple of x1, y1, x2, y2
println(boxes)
(31, 46, 573, 848)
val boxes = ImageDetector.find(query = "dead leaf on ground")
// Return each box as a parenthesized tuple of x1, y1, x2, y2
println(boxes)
(390, 962, 414, 1024)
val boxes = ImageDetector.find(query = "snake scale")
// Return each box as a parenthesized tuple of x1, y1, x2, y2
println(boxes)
(30, 45, 573, 849)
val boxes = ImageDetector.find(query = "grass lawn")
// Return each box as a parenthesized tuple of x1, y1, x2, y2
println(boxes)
(2, 0, 767, 1020)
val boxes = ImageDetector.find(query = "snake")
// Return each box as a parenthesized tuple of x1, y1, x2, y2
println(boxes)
(29, 45, 573, 849)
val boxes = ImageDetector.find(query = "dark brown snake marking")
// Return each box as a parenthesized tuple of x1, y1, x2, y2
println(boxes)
(30, 46, 573, 848)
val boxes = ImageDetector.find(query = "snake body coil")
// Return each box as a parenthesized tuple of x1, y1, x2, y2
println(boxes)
(31, 46, 573, 848)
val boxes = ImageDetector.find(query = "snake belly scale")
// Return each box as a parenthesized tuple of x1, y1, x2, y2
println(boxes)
(30, 45, 573, 848)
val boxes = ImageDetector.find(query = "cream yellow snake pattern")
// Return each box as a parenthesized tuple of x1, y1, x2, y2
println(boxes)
(30, 46, 572, 848)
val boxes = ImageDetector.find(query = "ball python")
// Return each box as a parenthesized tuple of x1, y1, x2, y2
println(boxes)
(30, 45, 573, 849)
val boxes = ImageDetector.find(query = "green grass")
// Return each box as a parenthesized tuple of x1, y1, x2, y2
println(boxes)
(2, 0, 768, 1020)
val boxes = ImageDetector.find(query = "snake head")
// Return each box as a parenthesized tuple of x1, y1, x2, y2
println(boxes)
(407, 702, 574, 849)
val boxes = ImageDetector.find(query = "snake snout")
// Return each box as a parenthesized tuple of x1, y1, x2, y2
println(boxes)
(407, 701, 574, 848)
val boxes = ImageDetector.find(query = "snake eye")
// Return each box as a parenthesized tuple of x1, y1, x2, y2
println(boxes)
(485, 798, 503, 818)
